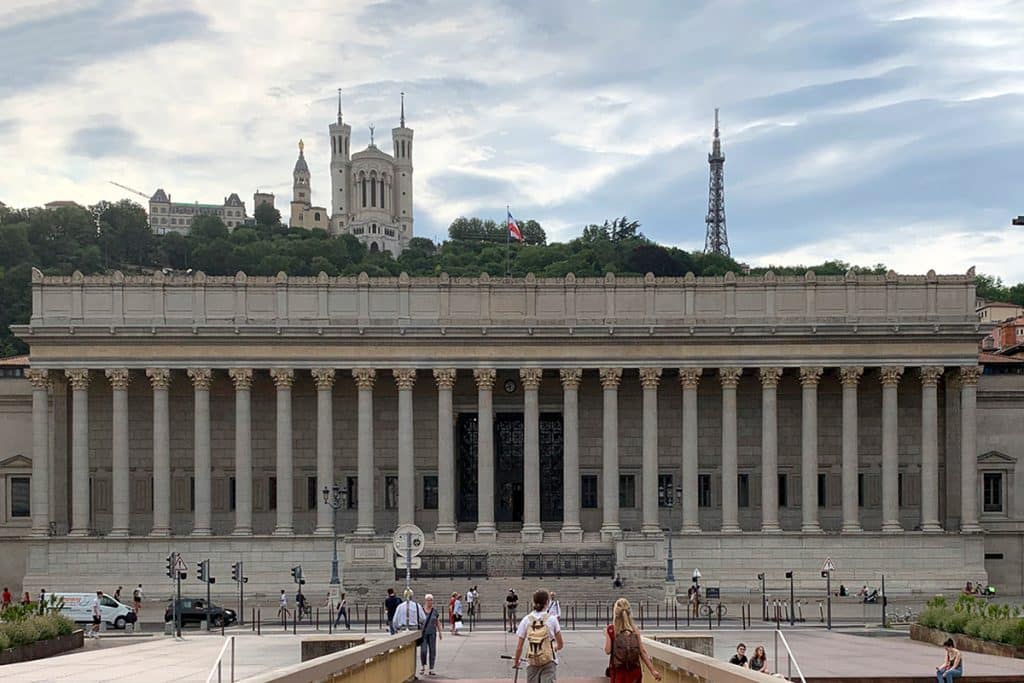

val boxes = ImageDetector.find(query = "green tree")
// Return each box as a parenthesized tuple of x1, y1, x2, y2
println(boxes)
(190, 215, 229, 242)
(254, 202, 282, 228)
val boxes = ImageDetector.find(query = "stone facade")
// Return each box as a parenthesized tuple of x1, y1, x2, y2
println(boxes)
(148, 189, 247, 235)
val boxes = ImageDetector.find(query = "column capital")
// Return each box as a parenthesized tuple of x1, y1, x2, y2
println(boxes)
(759, 367, 782, 388)
(105, 368, 131, 390)
(678, 367, 702, 389)
(959, 365, 982, 386)
(519, 367, 543, 390)
(352, 367, 376, 390)
(799, 366, 823, 387)
(879, 365, 904, 386)
(187, 368, 213, 390)
(599, 367, 622, 389)
(559, 368, 582, 389)
(145, 368, 171, 390)
(393, 368, 417, 390)
(27, 368, 52, 390)
(718, 367, 742, 388)
(433, 368, 457, 389)
(839, 366, 864, 387)
(473, 368, 496, 390)
(228, 368, 253, 390)
(270, 367, 295, 389)
(639, 367, 662, 389)
(65, 368, 91, 390)
(311, 367, 336, 390)
(920, 366, 944, 386)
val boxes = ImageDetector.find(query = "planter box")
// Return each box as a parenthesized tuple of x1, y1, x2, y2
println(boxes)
(911, 623, 1024, 659)
(0, 629, 84, 665)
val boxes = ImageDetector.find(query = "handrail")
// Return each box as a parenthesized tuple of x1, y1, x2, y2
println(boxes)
(206, 635, 235, 683)
(773, 630, 806, 683)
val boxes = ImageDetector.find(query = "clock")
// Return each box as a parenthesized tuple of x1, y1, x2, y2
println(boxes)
(504, 379, 517, 394)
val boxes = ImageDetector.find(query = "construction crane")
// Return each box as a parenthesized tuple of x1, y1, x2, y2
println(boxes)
(108, 181, 151, 201)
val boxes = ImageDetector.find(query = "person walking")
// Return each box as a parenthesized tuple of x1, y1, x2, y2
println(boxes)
(452, 593, 464, 635)
(21, 591, 31, 607)
(548, 591, 561, 621)
(334, 592, 350, 629)
(392, 590, 427, 632)
(936, 638, 963, 682)
(512, 589, 564, 683)
(295, 588, 308, 622)
(448, 592, 457, 633)
(89, 591, 103, 639)
(466, 586, 476, 618)
(420, 593, 442, 677)
(38, 588, 46, 614)
(133, 584, 143, 614)
(278, 589, 289, 622)
(604, 597, 661, 682)
(385, 588, 402, 635)
(1, 586, 11, 611)
(506, 588, 520, 633)
(114, 586, 122, 603)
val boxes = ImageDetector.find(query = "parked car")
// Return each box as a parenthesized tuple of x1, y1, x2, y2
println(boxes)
(51, 592, 135, 630)
(164, 598, 237, 627)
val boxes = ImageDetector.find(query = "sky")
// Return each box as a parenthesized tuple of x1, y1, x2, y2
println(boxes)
(1, 0, 1023, 281)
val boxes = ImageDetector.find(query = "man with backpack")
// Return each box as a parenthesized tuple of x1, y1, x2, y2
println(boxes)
(512, 589, 564, 683)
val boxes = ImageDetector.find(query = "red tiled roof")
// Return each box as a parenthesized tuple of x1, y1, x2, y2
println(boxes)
(0, 355, 29, 367)
(979, 351, 1024, 364)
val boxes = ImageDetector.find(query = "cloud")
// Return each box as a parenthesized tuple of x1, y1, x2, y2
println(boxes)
(69, 124, 141, 159)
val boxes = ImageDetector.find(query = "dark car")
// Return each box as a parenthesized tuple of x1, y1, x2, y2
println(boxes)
(164, 598, 237, 627)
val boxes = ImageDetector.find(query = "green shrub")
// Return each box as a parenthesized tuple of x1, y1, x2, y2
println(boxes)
(0, 613, 75, 648)
(943, 611, 971, 634)
(918, 607, 945, 629)
(927, 595, 947, 610)
(0, 631, 10, 651)
(964, 616, 987, 638)
(2, 620, 41, 647)
(45, 613, 73, 636)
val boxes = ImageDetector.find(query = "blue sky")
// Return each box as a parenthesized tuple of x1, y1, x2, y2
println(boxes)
(1, 0, 1022, 280)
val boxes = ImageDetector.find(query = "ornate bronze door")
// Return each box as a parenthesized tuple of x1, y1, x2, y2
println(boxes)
(539, 413, 564, 523)
(456, 414, 478, 524)
(494, 413, 524, 526)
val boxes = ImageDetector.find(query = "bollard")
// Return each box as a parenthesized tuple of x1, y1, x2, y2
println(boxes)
(257, 608, 262, 636)
(686, 600, 690, 627)
(674, 603, 678, 630)
(571, 603, 576, 631)
(818, 601, 824, 623)
(639, 602, 644, 630)
(316, 608, 319, 631)
(656, 603, 660, 628)
(293, 612, 297, 635)
(251, 608, 255, 632)
(364, 605, 368, 634)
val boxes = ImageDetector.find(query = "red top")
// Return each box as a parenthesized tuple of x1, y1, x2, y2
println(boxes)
(607, 624, 642, 683)
(1, 589, 11, 605)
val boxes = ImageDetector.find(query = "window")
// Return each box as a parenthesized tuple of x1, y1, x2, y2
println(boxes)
(984, 472, 1003, 513)
(698, 474, 711, 508)
(385, 475, 398, 510)
(269, 476, 277, 510)
(857, 473, 864, 507)
(619, 474, 636, 508)
(778, 474, 788, 508)
(738, 474, 750, 508)
(229, 477, 236, 511)
(423, 475, 438, 510)
(307, 476, 318, 511)
(10, 476, 30, 518)
(346, 476, 357, 509)
(361, 179, 367, 207)
(581, 475, 598, 508)
(314, 212, 320, 221)
(371, 177, 377, 206)
(658, 474, 674, 508)
(817, 473, 827, 507)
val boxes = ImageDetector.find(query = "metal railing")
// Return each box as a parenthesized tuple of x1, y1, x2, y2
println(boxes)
(773, 629, 806, 683)
(393, 553, 488, 579)
(205, 635, 235, 683)
(522, 552, 615, 577)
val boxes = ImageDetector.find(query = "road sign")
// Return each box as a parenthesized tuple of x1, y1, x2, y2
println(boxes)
(395, 556, 422, 570)
(393, 524, 425, 557)
(173, 555, 187, 573)
(822, 557, 836, 573)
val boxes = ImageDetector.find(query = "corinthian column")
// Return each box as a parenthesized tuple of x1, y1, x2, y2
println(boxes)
(105, 369, 131, 537)
(639, 368, 662, 535)
(312, 368, 336, 535)
(188, 368, 213, 536)
(560, 369, 583, 542)
(600, 368, 623, 540)
(679, 368, 702, 533)
(270, 368, 295, 536)
(66, 369, 91, 536)
(228, 369, 253, 535)
(839, 366, 863, 533)
(920, 366, 944, 532)
(352, 368, 377, 537)
(394, 368, 417, 528)
(960, 365, 982, 533)
(27, 369, 51, 537)
(473, 369, 497, 541)
(434, 369, 457, 542)
(880, 366, 904, 533)
(759, 368, 782, 532)
(800, 367, 823, 533)
(719, 367, 742, 533)
(146, 368, 172, 537)
(520, 368, 544, 542)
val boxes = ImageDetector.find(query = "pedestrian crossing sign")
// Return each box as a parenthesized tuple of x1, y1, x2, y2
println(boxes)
(821, 557, 836, 573)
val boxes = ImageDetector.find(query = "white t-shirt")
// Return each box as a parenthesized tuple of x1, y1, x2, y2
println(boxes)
(279, 593, 288, 608)
(92, 598, 102, 618)
(516, 610, 561, 664)
(392, 600, 427, 630)
(548, 600, 561, 618)
(466, 591, 475, 604)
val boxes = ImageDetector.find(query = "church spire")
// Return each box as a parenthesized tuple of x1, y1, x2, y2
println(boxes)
(400, 91, 405, 128)
(337, 88, 343, 124)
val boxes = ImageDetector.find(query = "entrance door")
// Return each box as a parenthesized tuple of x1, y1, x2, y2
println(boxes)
(494, 413, 524, 528)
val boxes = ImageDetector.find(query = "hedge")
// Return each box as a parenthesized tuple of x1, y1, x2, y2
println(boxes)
(918, 595, 1024, 648)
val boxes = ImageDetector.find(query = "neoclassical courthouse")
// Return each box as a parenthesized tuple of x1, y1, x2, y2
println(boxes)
(1, 266, 1022, 598)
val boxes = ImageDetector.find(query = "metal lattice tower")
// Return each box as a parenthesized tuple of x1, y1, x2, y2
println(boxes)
(704, 108, 730, 256)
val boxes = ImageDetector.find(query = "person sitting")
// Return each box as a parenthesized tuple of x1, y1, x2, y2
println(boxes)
(749, 645, 770, 674)
(613, 573, 624, 590)
(935, 638, 963, 682)
(728, 643, 748, 667)
(962, 581, 974, 595)
(838, 584, 848, 597)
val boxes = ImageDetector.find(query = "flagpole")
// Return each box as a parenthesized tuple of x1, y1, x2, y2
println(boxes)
(505, 205, 512, 277)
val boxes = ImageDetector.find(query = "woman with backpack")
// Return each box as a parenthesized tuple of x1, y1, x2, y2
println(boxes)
(604, 598, 661, 682)
(512, 589, 564, 683)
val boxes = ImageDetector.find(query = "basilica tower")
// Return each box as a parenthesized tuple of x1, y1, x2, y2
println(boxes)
(290, 139, 311, 227)
(329, 89, 352, 232)
(391, 92, 414, 240)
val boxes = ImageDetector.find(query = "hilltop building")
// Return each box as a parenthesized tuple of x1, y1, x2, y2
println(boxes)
(288, 140, 329, 230)
(148, 189, 248, 235)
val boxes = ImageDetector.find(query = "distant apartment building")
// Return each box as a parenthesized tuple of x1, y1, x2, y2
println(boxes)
(981, 315, 1024, 356)
(977, 298, 1024, 323)
(43, 200, 83, 210)
(148, 189, 247, 235)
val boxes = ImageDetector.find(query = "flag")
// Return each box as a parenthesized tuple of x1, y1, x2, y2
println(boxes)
(507, 210, 523, 242)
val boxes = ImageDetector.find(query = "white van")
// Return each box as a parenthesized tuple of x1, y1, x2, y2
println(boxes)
(52, 592, 135, 630)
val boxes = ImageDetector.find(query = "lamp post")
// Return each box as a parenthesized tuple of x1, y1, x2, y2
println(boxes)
(758, 572, 766, 621)
(785, 570, 794, 626)
(664, 485, 682, 583)
(322, 484, 348, 589)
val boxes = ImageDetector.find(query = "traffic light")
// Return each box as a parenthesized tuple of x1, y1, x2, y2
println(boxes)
(291, 565, 305, 585)
(166, 552, 176, 579)
(757, 572, 765, 580)
(197, 560, 208, 583)
(231, 562, 239, 583)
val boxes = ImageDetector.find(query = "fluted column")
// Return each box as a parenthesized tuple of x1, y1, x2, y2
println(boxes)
(473, 369, 497, 540)
(520, 368, 544, 541)
(312, 368, 336, 535)
(228, 369, 253, 535)
(719, 367, 742, 533)
(187, 368, 213, 536)
(271, 368, 295, 536)
(920, 366, 944, 532)
(434, 369, 457, 542)
(394, 369, 417, 528)
(960, 365, 982, 533)
(66, 370, 92, 536)
(599, 368, 623, 540)
(640, 368, 662, 535)
(146, 368, 172, 537)
(559, 369, 583, 542)
(27, 369, 51, 537)
(759, 368, 782, 532)
(880, 366, 904, 533)
(352, 368, 377, 537)
(839, 367, 863, 533)
(106, 369, 131, 537)
(800, 367, 823, 533)
(679, 368, 702, 533)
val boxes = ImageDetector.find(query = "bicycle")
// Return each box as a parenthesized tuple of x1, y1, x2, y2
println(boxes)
(698, 603, 728, 619)
(297, 603, 312, 622)
(889, 606, 917, 624)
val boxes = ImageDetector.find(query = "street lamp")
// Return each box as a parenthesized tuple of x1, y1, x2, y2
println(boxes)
(664, 485, 682, 583)
(322, 484, 348, 589)
(785, 570, 794, 626)
(757, 572, 766, 621)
